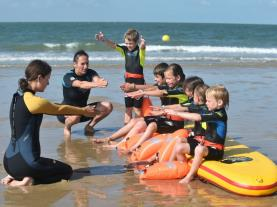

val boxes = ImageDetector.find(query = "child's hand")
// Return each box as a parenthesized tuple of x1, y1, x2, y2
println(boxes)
(95, 32, 105, 41)
(120, 83, 135, 92)
(126, 90, 144, 99)
(164, 109, 178, 116)
(150, 106, 163, 111)
(140, 35, 146, 49)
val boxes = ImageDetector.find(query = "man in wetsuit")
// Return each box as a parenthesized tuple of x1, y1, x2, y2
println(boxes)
(57, 50, 113, 137)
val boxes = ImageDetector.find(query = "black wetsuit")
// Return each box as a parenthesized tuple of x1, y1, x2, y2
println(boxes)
(57, 68, 99, 123)
(187, 108, 228, 160)
(116, 44, 145, 108)
(144, 84, 188, 133)
(4, 90, 89, 184)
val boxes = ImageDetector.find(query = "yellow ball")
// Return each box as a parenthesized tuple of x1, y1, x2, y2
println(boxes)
(162, 34, 170, 42)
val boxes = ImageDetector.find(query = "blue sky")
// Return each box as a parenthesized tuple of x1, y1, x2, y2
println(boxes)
(0, 0, 277, 24)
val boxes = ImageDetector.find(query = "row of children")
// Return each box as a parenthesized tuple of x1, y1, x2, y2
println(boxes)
(92, 59, 229, 183)
(95, 28, 229, 184)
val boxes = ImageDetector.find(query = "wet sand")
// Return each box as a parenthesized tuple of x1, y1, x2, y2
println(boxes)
(0, 65, 276, 206)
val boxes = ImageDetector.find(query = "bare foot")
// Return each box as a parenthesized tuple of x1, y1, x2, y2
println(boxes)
(84, 125, 95, 136)
(1, 175, 14, 185)
(9, 177, 33, 187)
(179, 175, 194, 184)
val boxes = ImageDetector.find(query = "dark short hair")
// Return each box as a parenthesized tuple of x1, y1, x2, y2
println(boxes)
(153, 62, 168, 78)
(183, 76, 204, 93)
(73, 50, 89, 62)
(166, 63, 186, 82)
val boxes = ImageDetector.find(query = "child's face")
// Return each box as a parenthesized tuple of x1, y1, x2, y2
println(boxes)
(164, 70, 180, 88)
(125, 38, 137, 51)
(193, 92, 201, 105)
(154, 74, 164, 86)
(185, 88, 193, 98)
(206, 94, 223, 111)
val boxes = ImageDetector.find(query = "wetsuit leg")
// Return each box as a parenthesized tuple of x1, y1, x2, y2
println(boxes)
(32, 157, 73, 184)
(4, 155, 72, 184)
(144, 116, 184, 133)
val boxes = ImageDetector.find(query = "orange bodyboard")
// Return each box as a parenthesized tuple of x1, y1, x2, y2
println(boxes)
(139, 161, 189, 180)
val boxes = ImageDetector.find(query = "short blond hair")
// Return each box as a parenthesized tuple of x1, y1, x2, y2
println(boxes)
(206, 84, 229, 108)
(124, 29, 140, 43)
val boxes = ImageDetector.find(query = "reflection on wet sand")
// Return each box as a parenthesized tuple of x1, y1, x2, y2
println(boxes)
(3, 183, 70, 207)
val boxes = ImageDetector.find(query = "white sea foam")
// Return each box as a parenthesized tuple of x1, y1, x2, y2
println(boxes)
(42, 43, 277, 55)
(43, 43, 62, 48)
(147, 45, 277, 54)
(1, 54, 277, 63)
(43, 42, 80, 48)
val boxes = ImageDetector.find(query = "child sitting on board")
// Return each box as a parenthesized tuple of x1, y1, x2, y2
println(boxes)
(166, 84, 229, 184)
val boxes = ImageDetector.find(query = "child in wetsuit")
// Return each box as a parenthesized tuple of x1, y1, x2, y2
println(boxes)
(166, 85, 229, 184)
(125, 63, 188, 152)
(95, 29, 146, 124)
(92, 62, 168, 144)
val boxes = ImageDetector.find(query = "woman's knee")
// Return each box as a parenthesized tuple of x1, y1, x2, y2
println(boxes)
(65, 115, 80, 125)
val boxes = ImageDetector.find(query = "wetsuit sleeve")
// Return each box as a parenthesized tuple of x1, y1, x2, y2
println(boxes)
(188, 104, 205, 113)
(115, 45, 125, 57)
(200, 110, 226, 122)
(24, 92, 88, 116)
(88, 69, 99, 81)
(63, 72, 75, 88)
(164, 87, 188, 104)
(181, 102, 192, 108)
(157, 84, 168, 90)
(139, 48, 145, 67)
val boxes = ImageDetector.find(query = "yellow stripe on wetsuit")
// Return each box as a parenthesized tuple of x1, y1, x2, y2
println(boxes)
(23, 92, 88, 116)
(166, 94, 188, 104)
(115, 45, 145, 68)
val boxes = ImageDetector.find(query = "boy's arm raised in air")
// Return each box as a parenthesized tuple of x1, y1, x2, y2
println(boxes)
(140, 35, 146, 50)
(95, 32, 116, 49)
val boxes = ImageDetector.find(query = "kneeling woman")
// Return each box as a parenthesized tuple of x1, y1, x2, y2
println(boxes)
(1, 60, 97, 187)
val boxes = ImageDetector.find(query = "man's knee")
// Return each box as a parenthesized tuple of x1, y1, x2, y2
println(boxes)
(104, 101, 113, 113)
(97, 101, 113, 116)
(65, 116, 80, 125)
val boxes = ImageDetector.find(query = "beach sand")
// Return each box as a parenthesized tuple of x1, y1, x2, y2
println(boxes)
(0, 64, 276, 206)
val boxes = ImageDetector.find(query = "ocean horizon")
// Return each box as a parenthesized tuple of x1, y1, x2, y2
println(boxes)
(1, 22, 277, 67)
